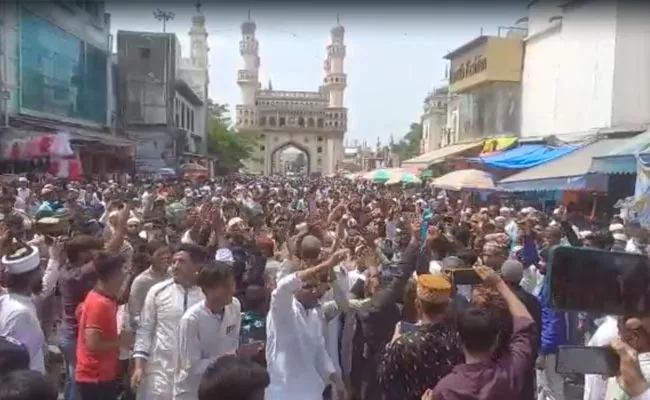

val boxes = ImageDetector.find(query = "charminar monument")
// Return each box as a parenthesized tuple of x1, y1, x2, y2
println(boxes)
(235, 15, 348, 175)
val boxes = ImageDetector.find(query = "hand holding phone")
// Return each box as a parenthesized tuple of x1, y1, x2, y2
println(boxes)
(449, 268, 483, 285)
(399, 321, 420, 334)
(556, 345, 619, 376)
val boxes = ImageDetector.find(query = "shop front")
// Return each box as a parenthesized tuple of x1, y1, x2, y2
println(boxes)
(0, 122, 134, 181)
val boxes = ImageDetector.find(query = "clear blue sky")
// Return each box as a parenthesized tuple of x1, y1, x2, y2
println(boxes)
(108, 3, 524, 146)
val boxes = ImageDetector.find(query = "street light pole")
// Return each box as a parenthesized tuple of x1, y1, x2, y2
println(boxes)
(153, 9, 175, 33)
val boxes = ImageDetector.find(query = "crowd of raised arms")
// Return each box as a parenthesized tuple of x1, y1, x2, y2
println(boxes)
(0, 174, 649, 400)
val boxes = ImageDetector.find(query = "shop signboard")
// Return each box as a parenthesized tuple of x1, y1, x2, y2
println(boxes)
(446, 36, 524, 93)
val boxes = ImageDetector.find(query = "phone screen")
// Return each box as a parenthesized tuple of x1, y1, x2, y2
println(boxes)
(549, 246, 650, 315)
(399, 321, 420, 334)
(450, 269, 483, 285)
(556, 345, 619, 376)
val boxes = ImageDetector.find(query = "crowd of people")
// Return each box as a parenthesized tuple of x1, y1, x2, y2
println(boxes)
(0, 174, 648, 400)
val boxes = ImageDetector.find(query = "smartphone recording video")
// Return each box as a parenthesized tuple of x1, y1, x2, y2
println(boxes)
(549, 246, 650, 315)
(399, 321, 420, 334)
(449, 268, 483, 286)
(556, 345, 619, 376)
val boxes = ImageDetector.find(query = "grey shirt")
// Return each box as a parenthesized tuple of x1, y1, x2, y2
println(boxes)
(128, 267, 169, 329)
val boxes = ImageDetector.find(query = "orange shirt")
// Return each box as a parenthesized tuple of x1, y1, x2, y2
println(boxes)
(75, 289, 119, 383)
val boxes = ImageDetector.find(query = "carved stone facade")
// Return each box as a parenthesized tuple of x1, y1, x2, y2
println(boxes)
(236, 18, 347, 175)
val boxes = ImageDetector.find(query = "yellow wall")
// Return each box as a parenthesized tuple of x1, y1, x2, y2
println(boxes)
(448, 37, 523, 93)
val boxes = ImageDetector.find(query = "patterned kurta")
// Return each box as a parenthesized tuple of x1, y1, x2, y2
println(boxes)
(377, 322, 463, 400)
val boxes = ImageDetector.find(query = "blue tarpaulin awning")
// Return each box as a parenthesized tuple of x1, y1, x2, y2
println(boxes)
(467, 144, 579, 169)
(589, 129, 650, 174)
(497, 138, 627, 192)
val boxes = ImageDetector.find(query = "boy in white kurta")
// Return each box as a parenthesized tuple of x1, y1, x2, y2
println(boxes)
(173, 262, 241, 400)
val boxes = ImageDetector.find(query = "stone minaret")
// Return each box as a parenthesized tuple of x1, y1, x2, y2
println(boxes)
(324, 20, 346, 108)
(189, 14, 209, 70)
(237, 15, 260, 107)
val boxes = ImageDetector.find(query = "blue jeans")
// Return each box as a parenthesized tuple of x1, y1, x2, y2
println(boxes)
(60, 334, 78, 400)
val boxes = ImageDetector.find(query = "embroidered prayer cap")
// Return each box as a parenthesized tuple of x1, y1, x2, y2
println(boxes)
(227, 217, 244, 229)
(416, 274, 452, 304)
(609, 223, 624, 232)
(1, 245, 40, 275)
(482, 240, 507, 256)
(215, 248, 235, 263)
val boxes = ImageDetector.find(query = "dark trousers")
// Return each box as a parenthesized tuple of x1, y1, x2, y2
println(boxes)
(76, 381, 117, 400)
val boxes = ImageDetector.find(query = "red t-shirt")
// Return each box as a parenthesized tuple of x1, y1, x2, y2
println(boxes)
(75, 289, 119, 383)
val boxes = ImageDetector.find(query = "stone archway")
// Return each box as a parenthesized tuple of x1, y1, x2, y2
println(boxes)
(269, 141, 312, 175)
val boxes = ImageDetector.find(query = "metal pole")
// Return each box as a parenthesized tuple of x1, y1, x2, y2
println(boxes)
(153, 9, 174, 33)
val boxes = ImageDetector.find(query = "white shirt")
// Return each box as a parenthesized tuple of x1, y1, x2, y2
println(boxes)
(0, 293, 45, 373)
(265, 273, 336, 400)
(17, 187, 30, 203)
(173, 299, 241, 400)
(583, 316, 619, 400)
(133, 278, 205, 400)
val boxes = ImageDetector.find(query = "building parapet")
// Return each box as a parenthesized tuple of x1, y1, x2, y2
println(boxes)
(257, 90, 327, 100)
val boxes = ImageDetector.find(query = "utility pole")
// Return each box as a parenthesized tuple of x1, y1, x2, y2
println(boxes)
(153, 9, 175, 32)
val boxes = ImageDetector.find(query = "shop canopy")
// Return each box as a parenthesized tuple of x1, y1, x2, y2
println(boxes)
(401, 140, 484, 169)
(589, 129, 650, 174)
(497, 138, 627, 192)
(467, 144, 578, 169)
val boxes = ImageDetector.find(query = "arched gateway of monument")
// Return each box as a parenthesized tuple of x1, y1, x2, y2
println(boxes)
(234, 17, 347, 176)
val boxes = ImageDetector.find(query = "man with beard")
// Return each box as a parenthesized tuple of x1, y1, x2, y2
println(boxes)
(131, 244, 207, 400)
(0, 245, 46, 373)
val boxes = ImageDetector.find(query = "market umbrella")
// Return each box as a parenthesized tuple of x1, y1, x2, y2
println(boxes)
(432, 169, 496, 191)
(386, 172, 422, 185)
(180, 163, 208, 172)
(362, 168, 391, 182)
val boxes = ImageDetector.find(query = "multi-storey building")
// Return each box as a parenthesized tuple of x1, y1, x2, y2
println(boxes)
(0, 0, 133, 177)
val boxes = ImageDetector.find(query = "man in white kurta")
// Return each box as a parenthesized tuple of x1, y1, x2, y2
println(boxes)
(265, 272, 338, 400)
(133, 278, 204, 400)
(172, 297, 241, 400)
(0, 245, 46, 373)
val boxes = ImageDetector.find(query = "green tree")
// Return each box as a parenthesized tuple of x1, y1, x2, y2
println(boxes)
(390, 122, 422, 161)
(206, 100, 256, 174)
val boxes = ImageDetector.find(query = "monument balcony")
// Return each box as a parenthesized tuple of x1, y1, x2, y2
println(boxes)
(239, 40, 259, 55)
(326, 44, 346, 58)
(323, 73, 347, 88)
(237, 70, 258, 83)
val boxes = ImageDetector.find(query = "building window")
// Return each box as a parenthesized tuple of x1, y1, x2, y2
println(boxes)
(317, 118, 324, 128)
(317, 146, 323, 153)
(279, 117, 286, 127)
(317, 158, 322, 164)
(186, 106, 191, 130)
(180, 103, 186, 128)
(260, 133, 266, 139)
(308, 118, 315, 128)
(20, 10, 108, 124)
(190, 109, 194, 132)
(259, 116, 266, 126)
(260, 145, 265, 151)
(298, 117, 305, 127)
(269, 117, 276, 126)
(139, 47, 151, 59)
(317, 136, 323, 142)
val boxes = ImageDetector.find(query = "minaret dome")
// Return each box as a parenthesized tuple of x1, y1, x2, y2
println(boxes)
(241, 20, 256, 35)
(330, 24, 345, 38)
